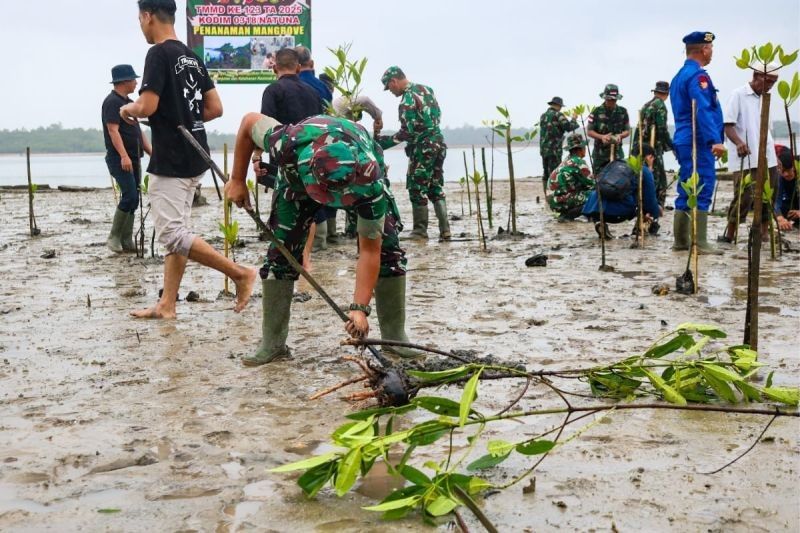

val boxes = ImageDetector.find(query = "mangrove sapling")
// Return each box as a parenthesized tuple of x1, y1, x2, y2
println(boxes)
(136, 174, 151, 258)
(489, 107, 538, 235)
(458, 176, 465, 216)
(776, 71, 799, 161)
(572, 105, 610, 270)
(323, 43, 368, 117)
(218, 210, 239, 295)
(284, 324, 798, 528)
(462, 152, 472, 216)
(471, 170, 486, 251)
(735, 43, 798, 351)
(26, 147, 40, 237)
(711, 149, 729, 213)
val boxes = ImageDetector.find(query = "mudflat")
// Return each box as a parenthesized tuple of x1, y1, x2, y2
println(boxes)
(0, 178, 798, 532)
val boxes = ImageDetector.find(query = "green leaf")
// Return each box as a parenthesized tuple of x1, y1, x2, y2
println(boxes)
(791, 72, 800, 101)
(363, 494, 422, 512)
(407, 366, 469, 382)
(297, 460, 337, 497)
(487, 439, 515, 457)
(758, 43, 774, 64)
(779, 48, 798, 66)
(766, 371, 774, 388)
(334, 448, 362, 496)
(406, 420, 451, 446)
(515, 439, 555, 456)
(698, 363, 744, 383)
(271, 451, 339, 472)
(345, 403, 415, 420)
(734, 381, 762, 403)
(735, 58, 749, 70)
(413, 396, 462, 418)
(683, 336, 711, 357)
(761, 387, 800, 406)
(687, 196, 698, 209)
(97, 508, 121, 514)
(467, 476, 494, 494)
(496, 105, 509, 118)
(675, 323, 727, 339)
(698, 368, 737, 403)
(426, 495, 460, 517)
(777, 80, 791, 101)
(399, 464, 432, 486)
(459, 368, 482, 427)
(742, 48, 751, 65)
(466, 451, 511, 471)
(644, 333, 694, 358)
(642, 369, 687, 405)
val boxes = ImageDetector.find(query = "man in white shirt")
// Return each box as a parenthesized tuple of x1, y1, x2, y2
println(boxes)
(720, 67, 780, 243)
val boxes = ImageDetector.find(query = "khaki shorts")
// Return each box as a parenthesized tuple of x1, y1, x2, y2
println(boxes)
(149, 174, 203, 256)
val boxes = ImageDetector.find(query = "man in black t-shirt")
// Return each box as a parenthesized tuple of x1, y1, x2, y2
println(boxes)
(121, 0, 256, 320)
(102, 64, 152, 253)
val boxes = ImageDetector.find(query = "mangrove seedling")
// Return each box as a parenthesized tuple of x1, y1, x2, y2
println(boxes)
(323, 43, 367, 115)
(471, 169, 486, 251)
(25, 147, 40, 237)
(481, 146, 493, 228)
(489, 106, 538, 235)
(281, 324, 799, 528)
(247, 178, 260, 219)
(458, 176, 466, 216)
(136, 174, 151, 258)
(734, 42, 797, 350)
(462, 152, 472, 216)
(572, 105, 610, 270)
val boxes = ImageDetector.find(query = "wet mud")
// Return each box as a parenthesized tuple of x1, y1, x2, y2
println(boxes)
(0, 179, 798, 531)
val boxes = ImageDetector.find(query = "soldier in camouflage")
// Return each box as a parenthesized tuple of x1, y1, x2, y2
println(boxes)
(587, 84, 631, 171)
(376, 66, 451, 240)
(632, 81, 674, 208)
(226, 112, 421, 365)
(546, 133, 595, 220)
(539, 96, 578, 195)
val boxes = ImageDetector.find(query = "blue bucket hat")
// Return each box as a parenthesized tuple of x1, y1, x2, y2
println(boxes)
(110, 64, 139, 84)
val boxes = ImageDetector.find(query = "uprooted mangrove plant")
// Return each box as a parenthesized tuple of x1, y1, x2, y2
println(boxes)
(273, 324, 798, 531)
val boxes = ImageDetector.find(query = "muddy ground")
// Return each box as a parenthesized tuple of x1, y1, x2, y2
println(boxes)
(0, 176, 798, 533)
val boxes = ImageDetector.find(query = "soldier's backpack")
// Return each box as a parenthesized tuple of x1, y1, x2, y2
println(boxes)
(597, 160, 635, 201)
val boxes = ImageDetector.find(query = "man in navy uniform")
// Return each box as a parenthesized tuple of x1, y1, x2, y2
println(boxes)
(670, 31, 725, 254)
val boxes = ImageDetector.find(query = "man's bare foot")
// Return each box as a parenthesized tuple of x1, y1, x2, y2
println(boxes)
(130, 305, 177, 319)
(233, 267, 258, 313)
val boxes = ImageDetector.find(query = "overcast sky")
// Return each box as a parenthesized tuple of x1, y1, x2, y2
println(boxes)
(1, 0, 798, 133)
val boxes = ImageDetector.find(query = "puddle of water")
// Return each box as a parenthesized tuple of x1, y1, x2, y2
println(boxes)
(220, 500, 263, 532)
(221, 461, 244, 480)
(242, 479, 278, 501)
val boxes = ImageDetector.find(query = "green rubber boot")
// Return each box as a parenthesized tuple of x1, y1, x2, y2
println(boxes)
(672, 210, 691, 251)
(408, 204, 429, 240)
(695, 211, 723, 255)
(374, 276, 423, 359)
(242, 279, 293, 366)
(107, 208, 126, 253)
(121, 211, 137, 252)
(312, 221, 328, 251)
(433, 199, 451, 240)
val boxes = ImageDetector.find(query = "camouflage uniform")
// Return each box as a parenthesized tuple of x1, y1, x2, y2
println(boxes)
(376, 83, 446, 207)
(587, 104, 630, 171)
(539, 107, 578, 185)
(632, 97, 673, 205)
(546, 155, 594, 218)
(257, 115, 406, 280)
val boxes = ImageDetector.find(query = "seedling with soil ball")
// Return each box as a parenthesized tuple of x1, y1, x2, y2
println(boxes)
(281, 324, 798, 529)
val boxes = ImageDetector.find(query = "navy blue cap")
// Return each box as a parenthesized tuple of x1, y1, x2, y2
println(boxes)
(110, 64, 139, 83)
(683, 31, 715, 45)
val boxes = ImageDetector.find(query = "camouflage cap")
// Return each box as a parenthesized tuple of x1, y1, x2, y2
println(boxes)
(599, 84, 622, 100)
(306, 141, 383, 206)
(381, 66, 405, 90)
(564, 132, 587, 151)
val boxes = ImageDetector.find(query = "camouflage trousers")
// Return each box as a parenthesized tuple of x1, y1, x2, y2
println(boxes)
(652, 153, 668, 206)
(406, 143, 446, 207)
(541, 153, 562, 187)
(261, 186, 407, 280)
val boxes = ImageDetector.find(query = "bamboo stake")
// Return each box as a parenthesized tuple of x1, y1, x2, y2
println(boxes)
(734, 157, 746, 244)
(637, 113, 645, 248)
(506, 129, 517, 234)
(463, 151, 472, 216)
(481, 147, 492, 228)
(223, 143, 230, 295)
(26, 147, 36, 237)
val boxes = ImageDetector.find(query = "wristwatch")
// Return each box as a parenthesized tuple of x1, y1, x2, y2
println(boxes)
(348, 303, 372, 316)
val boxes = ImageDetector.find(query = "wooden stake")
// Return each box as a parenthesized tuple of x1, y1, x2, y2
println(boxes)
(223, 143, 230, 295)
(463, 151, 472, 216)
(637, 113, 645, 248)
(26, 147, 36, 237)
(691, 100, 699, 294)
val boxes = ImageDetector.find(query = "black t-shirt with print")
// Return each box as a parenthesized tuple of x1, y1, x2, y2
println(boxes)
(140, 40, 214, 178)
(102, 91, 143, 159)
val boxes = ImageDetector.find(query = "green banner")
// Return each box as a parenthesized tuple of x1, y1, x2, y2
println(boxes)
(187, 0, 311, 84)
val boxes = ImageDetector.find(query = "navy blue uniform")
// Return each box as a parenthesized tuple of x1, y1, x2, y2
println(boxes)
(670, 59, 723, 211)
